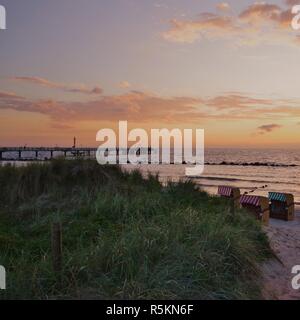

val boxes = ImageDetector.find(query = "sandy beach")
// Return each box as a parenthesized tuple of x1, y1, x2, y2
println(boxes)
(262, 207, 300, 300)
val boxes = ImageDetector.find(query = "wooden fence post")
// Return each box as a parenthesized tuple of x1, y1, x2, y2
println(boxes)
(51, 222, 62, 281)
(230, 198, 235, 216)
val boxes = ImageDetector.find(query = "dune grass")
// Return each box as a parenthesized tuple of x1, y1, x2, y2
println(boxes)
(0, 159, 271, 299)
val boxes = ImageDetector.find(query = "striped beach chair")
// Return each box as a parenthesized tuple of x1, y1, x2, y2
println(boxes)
(268, 192, 295, 221)
(240, 194, 269, 226)
(218, 186, 240, 209)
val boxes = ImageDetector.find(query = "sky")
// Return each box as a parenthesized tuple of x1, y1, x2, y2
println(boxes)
(0, 0, 300, 147)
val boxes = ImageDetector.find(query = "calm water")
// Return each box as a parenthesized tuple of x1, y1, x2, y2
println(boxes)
(1, 148, 300, 203)
(124, 148, 300, 204)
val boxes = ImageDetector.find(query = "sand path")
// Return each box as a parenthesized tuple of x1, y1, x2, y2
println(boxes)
(262, 208, 300, 300)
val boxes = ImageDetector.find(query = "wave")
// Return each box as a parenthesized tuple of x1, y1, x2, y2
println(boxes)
(192, 175, 300, 186)
(192, 183, 260, 190)
(204, 162, 298, 167)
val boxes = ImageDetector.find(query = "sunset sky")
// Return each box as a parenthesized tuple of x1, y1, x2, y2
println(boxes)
(1, 0, 300, 147)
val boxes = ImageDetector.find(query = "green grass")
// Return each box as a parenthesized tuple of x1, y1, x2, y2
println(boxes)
(0, 159, 271, 300)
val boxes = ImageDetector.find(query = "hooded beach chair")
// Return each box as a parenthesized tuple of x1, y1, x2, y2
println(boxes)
(218, 186, 241, 209)
(268, 192, 295, 221)
(240, 194, 269, 226)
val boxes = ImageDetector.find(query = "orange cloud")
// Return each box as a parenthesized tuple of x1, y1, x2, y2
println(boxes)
(1, 89, 300, 126)
(239, 3, 293, 28)
(216, 2, 230, 12)
(0, 90, 204, 123)
(205, 94, 273, 110)
(0, 91, 24, 100)
(162, 14, 238, 43)
(11, 77, 103, 95)
(163, 2, 297, 46)
(239, 3, 281, 21)
(119, 81, 131, 89)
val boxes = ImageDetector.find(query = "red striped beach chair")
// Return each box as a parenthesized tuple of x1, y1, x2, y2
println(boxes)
(218, 186, 240, 209)
(269, 192, 295, 221)
(240, 194, 269, 226)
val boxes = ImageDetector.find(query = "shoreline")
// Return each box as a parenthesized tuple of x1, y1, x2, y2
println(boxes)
(3, 159, 299, 206)
(121, 164, 300, 205)
(262, 208, 300, 300)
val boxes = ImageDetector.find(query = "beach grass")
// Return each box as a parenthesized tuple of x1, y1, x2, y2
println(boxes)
(0, 159, 271, 299)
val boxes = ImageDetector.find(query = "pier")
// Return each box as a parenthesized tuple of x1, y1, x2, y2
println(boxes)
(0, 147, 153, 161)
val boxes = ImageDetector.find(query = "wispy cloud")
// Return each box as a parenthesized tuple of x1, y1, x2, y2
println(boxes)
(119, 81, 131, 89)
(257, 123, 282, 134)
(1, 89, 300, 126)
(216, 2, 230, 12)
(162, 14, 237, 44)
(205, 94, 273, 110)
(0, 90, 203, 123)
(285, 0, 300, 6)
(11, 77, 103, 95)
(0, 91, 24, 100)
(162, 1, 297, 46)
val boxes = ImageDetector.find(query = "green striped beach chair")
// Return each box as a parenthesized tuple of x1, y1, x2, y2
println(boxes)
(268, 192, 295, 221)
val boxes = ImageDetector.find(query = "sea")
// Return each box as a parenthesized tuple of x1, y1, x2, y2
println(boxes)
(124, 148, 300, 204)
(1, 148, 300, 204)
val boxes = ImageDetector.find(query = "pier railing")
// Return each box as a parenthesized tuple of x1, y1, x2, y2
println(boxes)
(0, 147, 153, 161)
